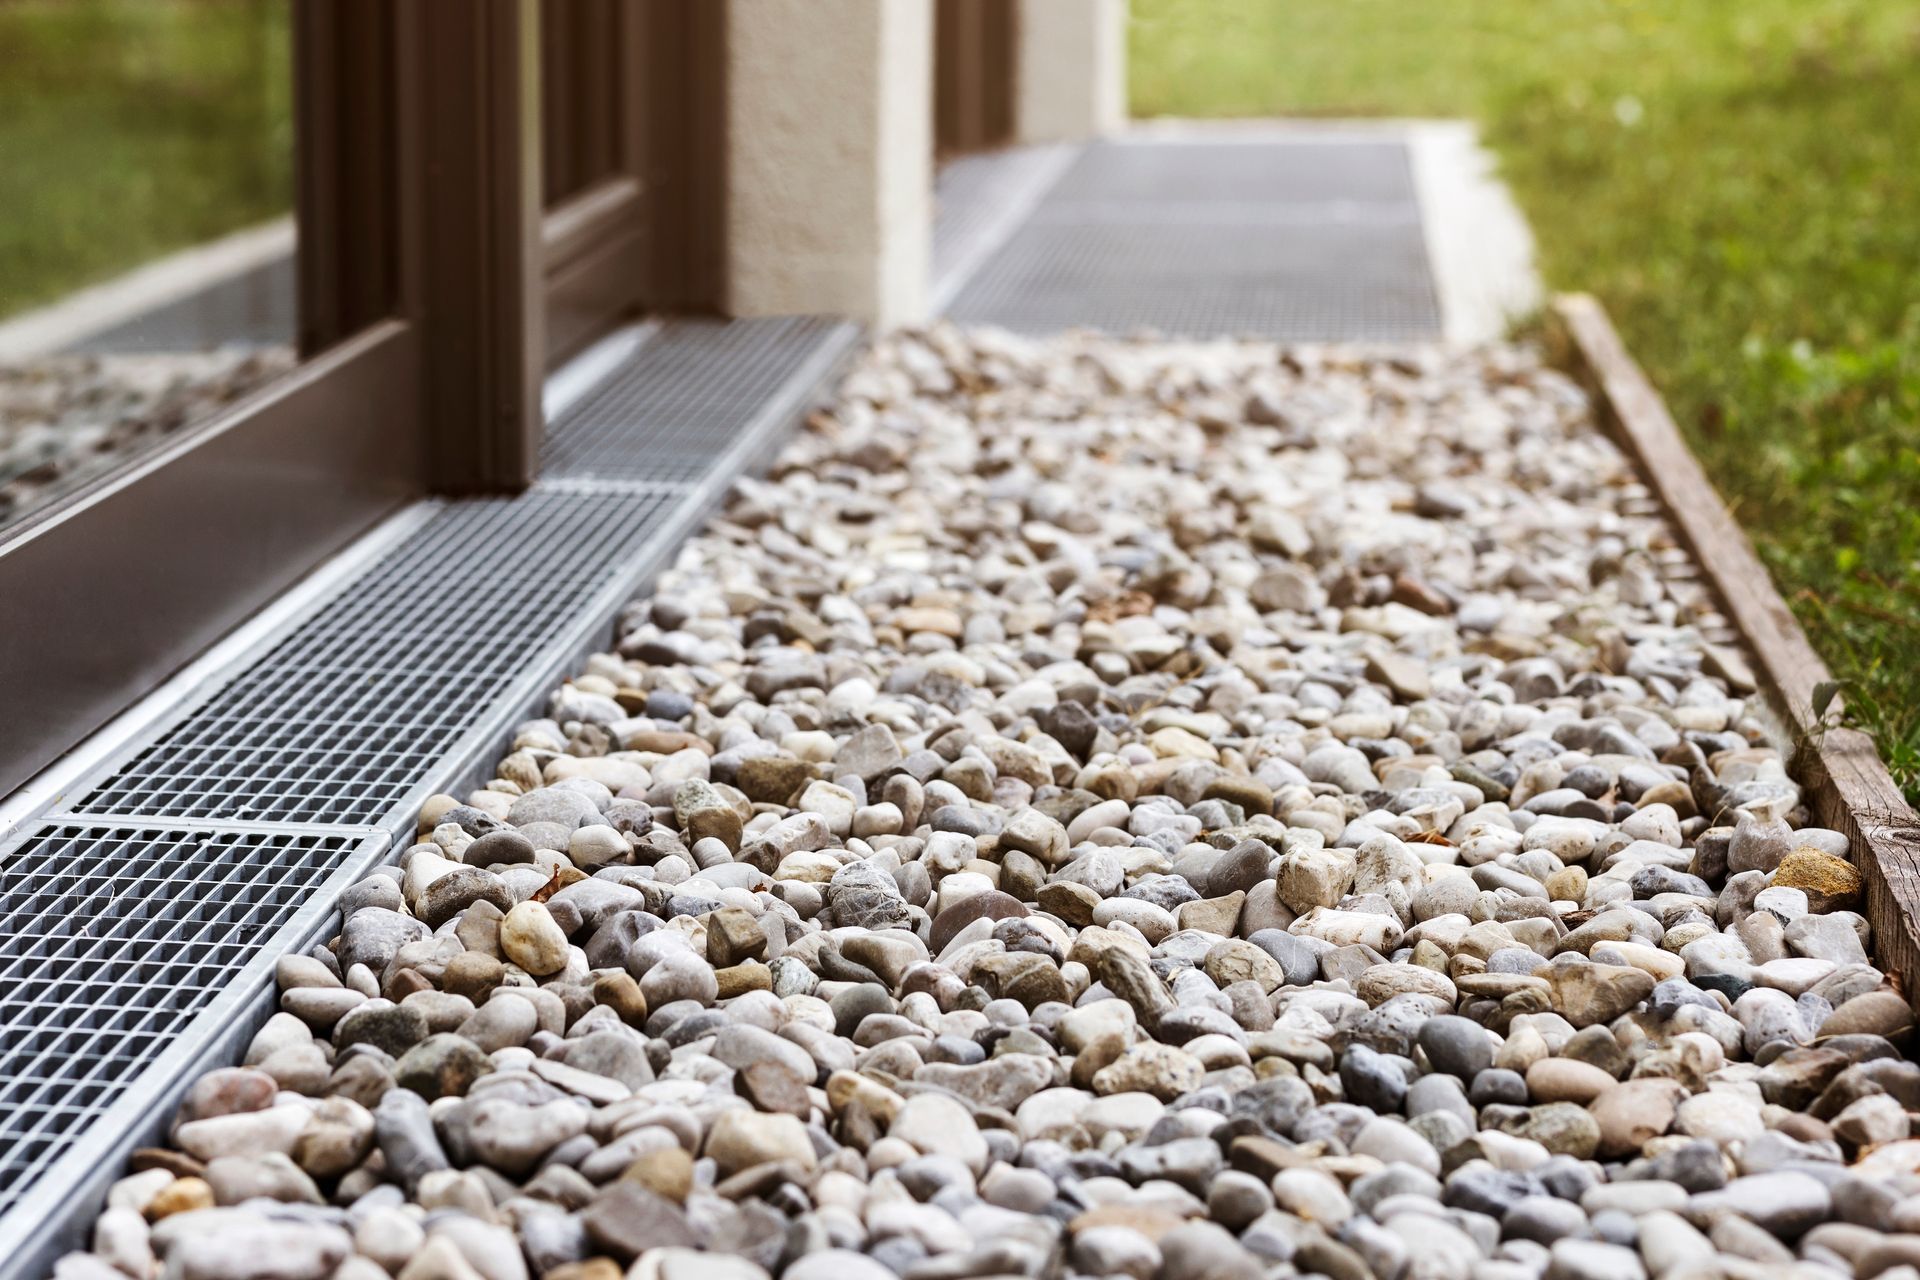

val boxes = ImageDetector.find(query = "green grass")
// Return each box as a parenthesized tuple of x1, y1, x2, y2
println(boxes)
(0, 0, 291, 320)
(1132, 0, 1920, 800)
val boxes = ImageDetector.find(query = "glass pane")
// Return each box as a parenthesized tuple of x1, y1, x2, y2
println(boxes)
(0, 0, 295, 530)
(541, 0, 623, 207)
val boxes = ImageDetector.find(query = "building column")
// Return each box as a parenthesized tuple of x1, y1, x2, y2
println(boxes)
(723, 0, 933, 328)
(1013, 0, 1127, 143)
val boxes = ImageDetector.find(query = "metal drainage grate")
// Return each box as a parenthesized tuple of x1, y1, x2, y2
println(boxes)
(945, 139, 1444, 341)
(0, 823, 375, 1222)
(931, 144, 1078, 301)
(542, 316, 849, 483)
(62, 486, 682, 826)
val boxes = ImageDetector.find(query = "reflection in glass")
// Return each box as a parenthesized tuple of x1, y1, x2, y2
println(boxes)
(541, 0, 624, 208)
(0, 0, 294, 527)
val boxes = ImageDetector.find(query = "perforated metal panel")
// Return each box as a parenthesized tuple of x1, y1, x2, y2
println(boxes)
(541, 317, 849, 483)
(64, 487, 681, 825)
(0, 824, 371, 1220)
(946, 139, 1443, 341)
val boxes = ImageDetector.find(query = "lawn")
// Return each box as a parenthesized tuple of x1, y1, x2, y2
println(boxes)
(0, 0, 291, 320)
(1131, 0, 1920, 801)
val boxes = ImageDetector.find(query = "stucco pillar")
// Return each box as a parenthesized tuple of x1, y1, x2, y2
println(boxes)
(1014, 0, 1127, 142)
(723, 0, 933, 328)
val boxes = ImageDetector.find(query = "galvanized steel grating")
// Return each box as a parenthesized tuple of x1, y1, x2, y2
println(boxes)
(930, 143, 1076, 296)
(62, 487, 682, 825)
(945, 139, 1444, 341)
(0, 824, 369, 1220)
(1042, 138, 1418, 205)
(541, 316, 845, 483)
(949, 222, 1441, 341)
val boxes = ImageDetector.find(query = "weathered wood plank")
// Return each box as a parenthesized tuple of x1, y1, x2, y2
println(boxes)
(1551, 292, 1920, 1003)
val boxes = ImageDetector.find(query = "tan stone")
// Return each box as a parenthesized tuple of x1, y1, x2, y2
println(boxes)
(1069, 1204, 1187, 1243)
(1202, 776, 1274, 817)
(1772, 849, 1863, 912)
(145, 1177, 214, 1221)
(623, 1145, 693, 1202)
(499, 901, 569, 977)
(713, 961, 773, 1000)
(705, 1109, 815, 1175)
(1526, 1057, 1617, 1105)
(1177, 891, 1245, 936)
(1589, 1078, 1687, 1157)
(1819, 990, 1914, 1041)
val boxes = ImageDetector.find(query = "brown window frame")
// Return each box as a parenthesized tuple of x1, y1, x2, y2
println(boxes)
(0, 0, 673, 797)
(540, 1, 652, 363)
(936, 0, 1017, 157)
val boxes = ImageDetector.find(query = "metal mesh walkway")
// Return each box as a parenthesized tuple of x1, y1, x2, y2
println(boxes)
(945, 137, 1444, 341)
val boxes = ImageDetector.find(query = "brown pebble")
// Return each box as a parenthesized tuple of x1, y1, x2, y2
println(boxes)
(1773, 1111, 1834, 1146)
(129, 1148, 206, 1179)
(706, 906, 769, 967)
(1526, 1057, 1617, 1105)
(1201, 775, 1275, 817)
(1818, 990, 1914, 1041)
(1036, 881, 1100, 927)
(592, 971, 649, 1027)
(623, 729, 713, 756)
(382, 966, 433, 1002)
(736, 757, 816, 805)
(442, 951, 506, 1004)
(713, 961, 772, 999)
(737, 1059, 811, 1117)
(1589, 1077, 1685, 1158)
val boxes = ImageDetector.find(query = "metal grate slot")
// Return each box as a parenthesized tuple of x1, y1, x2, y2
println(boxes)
(542, 316, 847, 483)
(63, 488, 681, 825)
(0, 824, 374, 1223)
(945, 139, 1444, 341)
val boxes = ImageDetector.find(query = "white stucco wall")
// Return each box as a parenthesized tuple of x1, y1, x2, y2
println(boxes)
(1014, 0, 1127, 143)
(724, 0, 933, 327)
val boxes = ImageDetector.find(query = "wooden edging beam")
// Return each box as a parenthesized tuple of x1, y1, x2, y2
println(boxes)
(1548, 292, 1920, 1003)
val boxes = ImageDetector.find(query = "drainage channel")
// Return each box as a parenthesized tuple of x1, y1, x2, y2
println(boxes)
(0, 312, 859, 1274)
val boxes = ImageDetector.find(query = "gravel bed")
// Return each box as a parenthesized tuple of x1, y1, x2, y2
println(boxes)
(58, 329, 1918, 1280)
